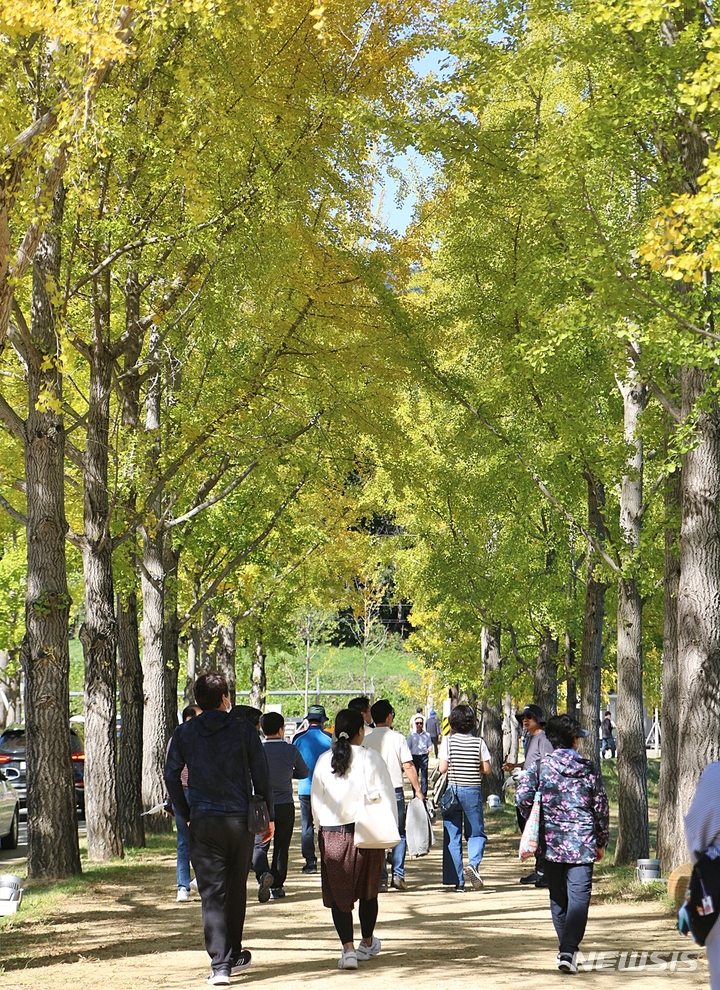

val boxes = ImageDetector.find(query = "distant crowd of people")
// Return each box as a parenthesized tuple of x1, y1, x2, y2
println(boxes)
(171, 680, 718, 985)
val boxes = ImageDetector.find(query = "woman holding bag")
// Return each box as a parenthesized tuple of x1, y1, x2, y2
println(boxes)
(311, 708, 397, 970)
(438, 704, 491, 891)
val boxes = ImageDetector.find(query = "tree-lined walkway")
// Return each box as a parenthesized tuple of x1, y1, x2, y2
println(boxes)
(1, 821, 707, 989)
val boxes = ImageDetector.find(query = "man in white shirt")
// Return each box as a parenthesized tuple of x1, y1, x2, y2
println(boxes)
(407, 715, 432, 797)
(364, 699, 424, 891)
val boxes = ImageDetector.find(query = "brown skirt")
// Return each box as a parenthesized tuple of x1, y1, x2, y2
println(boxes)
(318, 829, 384, 913)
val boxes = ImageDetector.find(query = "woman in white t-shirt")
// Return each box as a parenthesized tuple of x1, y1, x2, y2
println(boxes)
(438, 704, 491, 892)
(311, 708, 397, 970)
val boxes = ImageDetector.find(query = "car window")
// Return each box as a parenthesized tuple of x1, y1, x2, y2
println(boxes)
(0, 732, 26, 754)
(70, 733, 84, 755)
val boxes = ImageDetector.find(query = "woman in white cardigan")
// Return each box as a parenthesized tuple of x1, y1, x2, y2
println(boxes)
(311, 707, 397, 970)
(685, 761, 720, 990)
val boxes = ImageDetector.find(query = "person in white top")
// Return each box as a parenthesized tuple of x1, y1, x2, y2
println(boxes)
(311, 708, 396, 971)
(364, 699, 424, 891)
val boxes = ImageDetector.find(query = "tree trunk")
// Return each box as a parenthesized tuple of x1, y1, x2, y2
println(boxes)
(117, 592, 145, 848)
(21, 183, 81, 879)
(657, 455, 682, 870)
(140, 525, 172, 833)
(163, 539, 181, 740)
(0, 649, 21, 728)
(249, 636, 266, 710)
(533, 630, 557, 718)
(503, 694, 518, 764)
(480, 626, 504, 800)
(185, 624, 200, 706)
(677, 365, 720, 835)
(578, 473, 606, 768)
(564, 628, 577, 718)
(615, 359, 649, 865)
(201, 605, 236, 703)
(79, 270, 122, 861)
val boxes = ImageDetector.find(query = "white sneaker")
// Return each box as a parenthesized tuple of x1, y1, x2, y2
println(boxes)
(356, 937, 381, 960)
(463, 864, 484, 890)
(557, 954, 578, 974)
(190, 878, 198, 892)
(338, 949, 358, 970)
(176, 887, 189, 902)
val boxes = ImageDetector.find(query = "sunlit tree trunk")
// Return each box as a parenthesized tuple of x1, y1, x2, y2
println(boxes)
(117, 591, 145, 848)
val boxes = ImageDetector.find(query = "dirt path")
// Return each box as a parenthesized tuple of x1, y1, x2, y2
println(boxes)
(0, 818, 710, 990)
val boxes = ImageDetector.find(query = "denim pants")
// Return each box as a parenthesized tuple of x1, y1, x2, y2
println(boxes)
(601, 738, 616, 759)
(544, 861, 594, 956)
(174, 788, 191, 890)
(298, 794, 317, 865)
(381, 788, 407, 881)
(442, 785, 487, 886)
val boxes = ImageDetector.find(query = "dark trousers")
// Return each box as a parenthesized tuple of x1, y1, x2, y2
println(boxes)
(331, 898, 378, 945)
(190, 815, 254, 970)
(412, 753, 429, 796)
(253, 802, 294, 888)
(544, 861, 594, 956)
(381, 788, 407, 881)
(517, 807, 545, 877)
(299, 793, 317, 865)
(431, 736, 439, 758)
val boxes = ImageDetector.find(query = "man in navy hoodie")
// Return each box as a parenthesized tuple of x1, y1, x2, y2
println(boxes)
(165, 672, 274, 987)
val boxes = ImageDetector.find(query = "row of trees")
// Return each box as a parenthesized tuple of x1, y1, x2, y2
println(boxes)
(3, 0, 720, 878)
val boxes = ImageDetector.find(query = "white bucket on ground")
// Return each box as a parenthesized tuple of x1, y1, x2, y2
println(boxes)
(486, 794, 501, 811)
(636, 858, 661, 883)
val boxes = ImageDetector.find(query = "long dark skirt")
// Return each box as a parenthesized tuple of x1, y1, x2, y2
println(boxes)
(318, 829, 384, 913)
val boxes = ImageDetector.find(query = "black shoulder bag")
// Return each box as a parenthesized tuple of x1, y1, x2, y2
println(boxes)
(239, 722, 270, 834)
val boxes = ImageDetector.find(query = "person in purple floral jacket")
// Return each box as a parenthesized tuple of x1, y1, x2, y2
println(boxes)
(516, 713, 609, 975)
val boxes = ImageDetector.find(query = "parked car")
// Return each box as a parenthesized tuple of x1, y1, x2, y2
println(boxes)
(0, 727, 85, 814)
(0, 770, 19, 849)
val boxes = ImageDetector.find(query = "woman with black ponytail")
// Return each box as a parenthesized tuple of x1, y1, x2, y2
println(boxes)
(311, 708, 396, 970)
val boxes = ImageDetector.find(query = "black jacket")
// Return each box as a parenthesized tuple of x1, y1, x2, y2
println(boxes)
(164, 709, 274, 821)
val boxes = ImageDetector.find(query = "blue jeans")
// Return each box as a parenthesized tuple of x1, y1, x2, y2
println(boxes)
(298, 794, 317, 866)
(381, 788, 407, 881)
(601, 737, 616, 759)
(175, 788, 191, 890)
(442, 785, 487, 886)
(544, 861, 594, 956)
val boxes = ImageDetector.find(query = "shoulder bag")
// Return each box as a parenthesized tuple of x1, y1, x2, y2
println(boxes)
(439, 738, 462, 816)
(354, 749, 401, 849)
(238, 721, 271, 834)
(678, 852, 720, 946)
(518, 759, 544, 861)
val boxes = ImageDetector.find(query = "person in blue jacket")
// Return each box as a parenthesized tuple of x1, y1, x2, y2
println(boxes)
(165, 672, 275, 987)
(293, 705, 332, 873)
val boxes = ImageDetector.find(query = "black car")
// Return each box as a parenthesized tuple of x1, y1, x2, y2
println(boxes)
(0, 727, 85, 813)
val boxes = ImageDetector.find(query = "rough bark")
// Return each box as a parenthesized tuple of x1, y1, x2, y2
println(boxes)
(533, 630, 557, 719)
(185, 624, 200, 706)
(657, 457, 682, 871)
(480, 626, 504, 800)
(21, 184, 81, 879)
(578, 473, 606, 769)
(615, 359, 649, 865)
(564, 628, 577, 718)
(0, 649, 21, 728)
(163, 538, 181, 740)
(503, 694, 519, 764)
(676, 366, 720, 832)
(202, 605, 236, 703)
(140, 525, 172, 833)
(249, 636, 267, 711)
(79, 261, 122, 861)
(117, 592, 145, 848)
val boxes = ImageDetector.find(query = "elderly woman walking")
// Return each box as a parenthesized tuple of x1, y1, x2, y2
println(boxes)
(311, 708, 397, 970)
(516, 713, 609, 974)
(438, 704, 491, 891)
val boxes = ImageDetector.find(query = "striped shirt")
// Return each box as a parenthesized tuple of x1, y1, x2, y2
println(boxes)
(439, 733, 491, 787)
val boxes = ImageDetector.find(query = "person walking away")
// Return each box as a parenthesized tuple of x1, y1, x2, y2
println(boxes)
(600, 711, 616, 759)
(311, 708, 396, 970)
(425, 709, 441, 758)
(502, 703, 554, 886)
(685, 760, 720, 990)
(364, 699, 424, 891)
(439, 704, 491, 891)
(165, 672, 275, 987)
(253, 712, 309, 902)
(293, 705, 332, 873)
(169, 704, 201, 902)
(515, 713, 609, 974)
(407, 715, 432, 797)
(349, 696, 374, 738)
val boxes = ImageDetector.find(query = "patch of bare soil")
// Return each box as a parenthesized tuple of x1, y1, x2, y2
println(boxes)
(0, 822, 709, 989)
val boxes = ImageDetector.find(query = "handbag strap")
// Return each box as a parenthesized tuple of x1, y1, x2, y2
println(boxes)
(533, 757, 543, 804)
(238, 718, 255, 799)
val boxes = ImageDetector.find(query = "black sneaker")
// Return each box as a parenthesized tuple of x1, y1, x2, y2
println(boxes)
(230, 950, 252, 975)
(208, 969, 231, 986)
(557, 953, 578, 974)
(535, 876, 549, 888)
(270, 888, 286, 899)
(519, 871, 540, 885)
(258, 872, 273, 903)
(301, 862, 317, 874)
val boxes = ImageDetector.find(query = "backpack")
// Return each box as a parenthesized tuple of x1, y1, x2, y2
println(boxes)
(678, 853, 720, 946)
